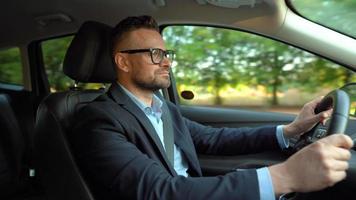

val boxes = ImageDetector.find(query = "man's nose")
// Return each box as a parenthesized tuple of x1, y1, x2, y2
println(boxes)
(159, 56, 171, 68)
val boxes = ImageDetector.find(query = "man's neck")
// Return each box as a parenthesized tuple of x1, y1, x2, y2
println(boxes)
(117, 81, 153, 106)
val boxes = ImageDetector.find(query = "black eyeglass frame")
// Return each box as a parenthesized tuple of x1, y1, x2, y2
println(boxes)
(119, 48, 175, 64)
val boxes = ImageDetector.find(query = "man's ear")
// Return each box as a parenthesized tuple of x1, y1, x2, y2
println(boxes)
(114, 53, 129, 72)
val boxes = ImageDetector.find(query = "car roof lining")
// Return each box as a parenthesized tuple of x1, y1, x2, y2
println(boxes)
(0, 0, 278, 47)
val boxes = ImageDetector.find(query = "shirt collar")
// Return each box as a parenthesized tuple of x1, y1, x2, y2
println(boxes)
(118, 83, 163, 117)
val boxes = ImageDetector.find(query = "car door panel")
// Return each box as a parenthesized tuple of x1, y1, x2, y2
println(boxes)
(180, 105, 295, 128)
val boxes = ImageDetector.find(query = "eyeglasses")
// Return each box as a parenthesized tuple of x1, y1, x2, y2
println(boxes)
(119, 48, 175, 64)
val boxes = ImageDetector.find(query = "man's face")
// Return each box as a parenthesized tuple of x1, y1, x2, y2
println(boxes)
(118, 28, 171, 91)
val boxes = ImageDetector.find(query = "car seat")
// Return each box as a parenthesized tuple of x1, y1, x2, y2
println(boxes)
(34, 21, 116, 200)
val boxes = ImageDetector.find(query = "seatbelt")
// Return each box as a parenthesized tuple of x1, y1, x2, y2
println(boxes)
(161, 103, 174, 166)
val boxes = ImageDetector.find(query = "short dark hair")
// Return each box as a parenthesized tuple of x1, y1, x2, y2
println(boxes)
(111, 15, 159, 56)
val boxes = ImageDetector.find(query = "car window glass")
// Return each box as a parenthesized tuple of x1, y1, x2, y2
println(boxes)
(41, 36, 104, 92)
(288, 0, 356, 39)
(0, 47, 23, 86)
(162, 26, 356, 114)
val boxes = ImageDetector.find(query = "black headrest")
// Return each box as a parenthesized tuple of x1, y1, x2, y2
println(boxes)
(63, 21, 116, 83)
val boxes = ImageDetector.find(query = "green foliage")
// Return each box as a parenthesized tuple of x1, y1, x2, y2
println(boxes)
(42, 36, 108, 91)
(42, 36, 74, 91)
(163, 26, 356, 106)
(291, 0, 356, 39)
(0, 47, 22, 85)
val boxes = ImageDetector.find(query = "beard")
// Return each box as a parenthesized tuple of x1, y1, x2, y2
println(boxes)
(133, 69, 171, 91)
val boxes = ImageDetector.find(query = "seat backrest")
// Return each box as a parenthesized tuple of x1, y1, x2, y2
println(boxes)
(34, 21, 116, 200)
(35, 90, 103, 200)
(0, 94, 26, 198)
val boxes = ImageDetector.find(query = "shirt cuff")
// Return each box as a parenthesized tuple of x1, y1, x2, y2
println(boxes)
(276, 125, 289, 149)
(257, 167, 275, 200)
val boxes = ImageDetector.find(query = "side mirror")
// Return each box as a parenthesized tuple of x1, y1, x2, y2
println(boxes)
(180, 90, 194, 100)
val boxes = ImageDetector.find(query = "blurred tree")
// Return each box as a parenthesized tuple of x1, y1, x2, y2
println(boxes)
(240, 38, 307, 105)
(165, 27, 244, 104)
(163, 25, 356, 106)
(292, 0, 356, 39)
(42, 36, 73, 91)
(0, 47, 22, 85)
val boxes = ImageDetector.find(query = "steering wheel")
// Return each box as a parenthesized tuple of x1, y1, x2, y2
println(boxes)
(292, 89, 350, 152)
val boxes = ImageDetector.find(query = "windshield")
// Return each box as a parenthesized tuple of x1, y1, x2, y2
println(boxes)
(288, 0, 356, 39)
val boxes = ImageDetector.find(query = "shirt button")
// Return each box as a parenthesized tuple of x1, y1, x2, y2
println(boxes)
(145, 107, 152, 114)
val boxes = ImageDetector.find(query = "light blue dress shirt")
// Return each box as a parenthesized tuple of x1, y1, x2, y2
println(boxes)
(119, 84, 289, 199)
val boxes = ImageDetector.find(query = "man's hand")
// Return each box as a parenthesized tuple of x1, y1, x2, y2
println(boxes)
(283, 96, 333, 138)
(269, 134, 353, 196)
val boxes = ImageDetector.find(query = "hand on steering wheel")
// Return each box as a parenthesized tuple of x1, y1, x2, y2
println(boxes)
(292, 89, 350, 152)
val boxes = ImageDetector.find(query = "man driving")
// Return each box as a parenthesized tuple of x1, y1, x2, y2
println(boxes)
(69, 15, 353, 200)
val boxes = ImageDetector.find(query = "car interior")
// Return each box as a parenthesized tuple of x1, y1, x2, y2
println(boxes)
(1, 0, 356, 200)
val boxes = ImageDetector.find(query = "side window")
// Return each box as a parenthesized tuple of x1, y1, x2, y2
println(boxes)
(42, 36, 73, 92)
(163, 26, 356, 114)
(41, 36, 103, 92)
(0, 47, 23, 85)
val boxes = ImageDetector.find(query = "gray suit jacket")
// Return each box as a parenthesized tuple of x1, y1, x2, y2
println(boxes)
(69, 83, 280, 200)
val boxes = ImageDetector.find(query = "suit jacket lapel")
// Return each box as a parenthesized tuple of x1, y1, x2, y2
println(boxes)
(108, 83, 176, 175)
